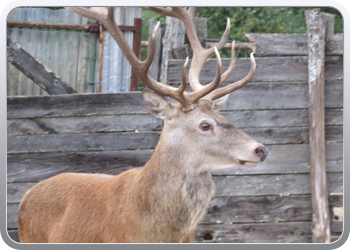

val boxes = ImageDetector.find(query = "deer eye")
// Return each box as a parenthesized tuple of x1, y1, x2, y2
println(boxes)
(199, 122, 211, 131)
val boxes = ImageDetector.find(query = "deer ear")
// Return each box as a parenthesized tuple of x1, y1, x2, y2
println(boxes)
(142, 89, 178, 119)
(212, 94, 229, 112)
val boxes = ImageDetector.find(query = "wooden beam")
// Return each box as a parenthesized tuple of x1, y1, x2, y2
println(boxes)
(7, 21, 100, 33)
(248, 33, 343, 56)
(146, 19, 163, 81)
(305, 8, 331, 243)
(160, 15, 185, 84)
(168, 56, 343, 85)
(7, 37, 77, 95)
(130, 18, 142, 91)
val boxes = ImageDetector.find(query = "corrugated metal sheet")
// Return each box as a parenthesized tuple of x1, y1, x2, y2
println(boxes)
(7, 7, 142, 96)
(101, 7, 142, 93)
(7, 7, 98, 96)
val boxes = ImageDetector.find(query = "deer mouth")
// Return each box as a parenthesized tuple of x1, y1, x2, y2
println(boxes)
(238, 159, 260, 167)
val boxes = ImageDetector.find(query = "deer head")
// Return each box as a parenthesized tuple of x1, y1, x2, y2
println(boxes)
(66, 6, 267, 170)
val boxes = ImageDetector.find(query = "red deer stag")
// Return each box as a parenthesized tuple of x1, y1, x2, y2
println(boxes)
(18, 7, 268, 243)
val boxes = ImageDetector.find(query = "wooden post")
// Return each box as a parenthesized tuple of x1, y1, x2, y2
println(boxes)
(160, 16, 186, 84)
(159, 15, 208, 84)
(305, 8, 331, 243)
(147, 19, 163, 81)
(321, 13, 335, 39)
(130, 18, 142, 91)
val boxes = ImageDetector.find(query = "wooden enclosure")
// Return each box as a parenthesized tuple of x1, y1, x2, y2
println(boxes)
(7, 11, 343, 243)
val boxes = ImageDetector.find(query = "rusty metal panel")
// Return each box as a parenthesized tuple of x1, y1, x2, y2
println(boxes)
(7, 7, 98, 96)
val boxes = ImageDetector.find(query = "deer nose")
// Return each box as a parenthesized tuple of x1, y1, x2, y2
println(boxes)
(255, 147, 268, 162)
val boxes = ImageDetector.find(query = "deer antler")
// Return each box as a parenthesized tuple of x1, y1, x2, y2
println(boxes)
(205, 52, 256, 101)
(139, 7, 257, 102)
(66, 7, 255, 110)
(67, 7, 223, 111)
(143, 7, 236, 92)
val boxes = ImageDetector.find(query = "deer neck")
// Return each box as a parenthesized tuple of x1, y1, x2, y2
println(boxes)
(136, 133, 215, 232)
(142, 131, 214, 188)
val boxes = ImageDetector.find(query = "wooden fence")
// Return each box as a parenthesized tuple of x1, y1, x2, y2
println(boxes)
(7, 15, 343, 244)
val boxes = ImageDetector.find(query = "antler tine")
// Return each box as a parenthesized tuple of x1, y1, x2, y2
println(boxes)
(185, 47, 222, 106)
(187, 7, 196, 19)
(188, 18, 231, 92)
(205, 52, 256, 101)
(142, 7, 228, 106)
(218, 40, 236, 84)
(206, 18, 231, 54)
(135, 21, 189, 100)
(142, 22, 161, 71)
(179, 57, 189, 94)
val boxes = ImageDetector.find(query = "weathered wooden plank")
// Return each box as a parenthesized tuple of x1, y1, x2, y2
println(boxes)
(7, 131, 161, 153)
(7, 81, 343, 119)
(244, 125, 342, 145)
(168, 56, 343, 84)
(160, 15, 185, 83)
(7, 173, 343, 204)
(325, 35, 343, 57)
(7, 194, 343, 230)
(250, 33, 343, 56)
(7, 183, 36, 203)
(7, 37, 77, 95)
(306, 8, 331, 243)
(8, 108, 342, 136)
(220, 81, 342, 111)
(7, 150, 152, 183)
(7, 143, 343, 183)
(7, 114, 162, 136)
(7, 230, 19, 243)
(7, 203, 19, 230)
(169, 81, 342, 111)
(7, 221, 343, 244)
(223, 108, 343, 128)
(203, 194, 343, 224)
(195, 221, 343, 243)
(7, 92, 149, 119)
(321, 12, 335, 38)
(6, 194, 343, 230)
(6, 126, 343, 154)
(213, 173, 342, 197)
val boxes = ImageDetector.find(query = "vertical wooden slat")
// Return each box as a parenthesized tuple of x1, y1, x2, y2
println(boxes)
(321, 13, 335, 39)
(130, 18, 142, 91)
(160, 15, 185, 84)
(147, 19, 163, 81)
(305, 8, 331, 243)
(96, 26, 106, 93)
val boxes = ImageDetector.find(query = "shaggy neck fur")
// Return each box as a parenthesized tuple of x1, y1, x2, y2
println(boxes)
(135, 131, 215, 242)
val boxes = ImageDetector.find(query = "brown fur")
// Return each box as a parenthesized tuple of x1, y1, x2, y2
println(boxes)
(18, 96, 266, 243)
